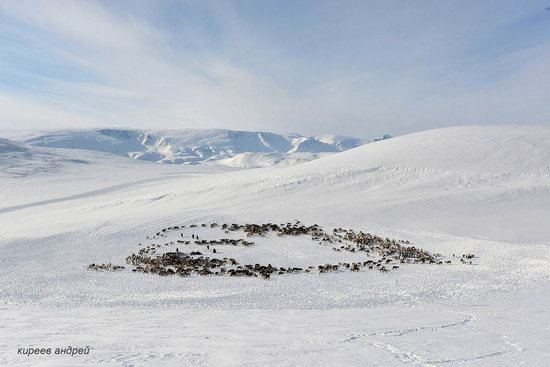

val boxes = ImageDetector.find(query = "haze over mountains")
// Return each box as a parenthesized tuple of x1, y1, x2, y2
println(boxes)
(0, 128, 390, 168)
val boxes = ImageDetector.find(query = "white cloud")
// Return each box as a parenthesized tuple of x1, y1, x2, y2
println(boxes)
(0, 0, 549, 137)
(0, 91, 104, 129)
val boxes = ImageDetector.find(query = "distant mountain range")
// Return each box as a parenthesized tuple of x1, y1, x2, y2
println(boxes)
(0, 128, 391, 167)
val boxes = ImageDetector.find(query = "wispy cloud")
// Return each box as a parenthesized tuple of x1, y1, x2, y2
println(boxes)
(0, 0, 549, 137)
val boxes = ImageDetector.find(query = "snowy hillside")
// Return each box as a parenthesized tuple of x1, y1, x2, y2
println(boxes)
(1, 128, 387, 167)
(1, 125, 550, 366)
(0, 137, 93, 178)
(2, 126, 549, 240)
(212, 152, 332, 168)
(0, 138, 26, 153)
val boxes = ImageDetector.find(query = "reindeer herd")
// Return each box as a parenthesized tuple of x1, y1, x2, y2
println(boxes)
(88, 221, 477, 280)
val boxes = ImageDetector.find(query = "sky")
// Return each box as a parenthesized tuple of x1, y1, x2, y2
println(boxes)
(0, 0, 549, 138)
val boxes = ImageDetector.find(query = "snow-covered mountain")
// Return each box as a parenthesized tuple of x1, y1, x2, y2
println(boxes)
(0, 138, 26, 153)
(0, 137, 94, 178)
(1, 128, 389, 167)
(3, 125, 548, 240)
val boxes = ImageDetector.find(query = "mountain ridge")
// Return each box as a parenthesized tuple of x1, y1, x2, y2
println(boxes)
(1, 128, 390, 166)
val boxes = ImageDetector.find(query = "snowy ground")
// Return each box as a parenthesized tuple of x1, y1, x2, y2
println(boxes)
(3, 286, 550, 367)
(1, 126, 549, 366)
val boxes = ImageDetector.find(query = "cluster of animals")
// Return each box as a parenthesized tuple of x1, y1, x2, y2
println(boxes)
(192, 238, 254, 247)
(455, 253, 477, 265)
(318, 260, 399, 274)
(88, 221, 477, 280)
(87, 263, 125, 271)
(125, 252, 238, 277)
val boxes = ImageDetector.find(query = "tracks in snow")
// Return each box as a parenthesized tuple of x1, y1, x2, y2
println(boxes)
(338, 309, 520, 365)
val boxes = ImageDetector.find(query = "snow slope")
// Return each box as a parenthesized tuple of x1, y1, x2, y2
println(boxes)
(1, 128, 385, 167)
(212, 152, 333, 168)
(0, 137, 94, 178)
(0, 138, 26, 153)
(1, 125, 549, 366)
(4, 125, 545, 240)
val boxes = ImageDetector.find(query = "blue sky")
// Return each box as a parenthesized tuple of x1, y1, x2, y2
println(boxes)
(0, 0, 549, 137)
